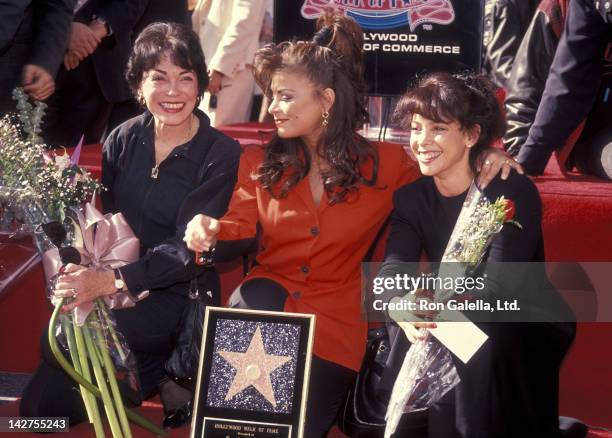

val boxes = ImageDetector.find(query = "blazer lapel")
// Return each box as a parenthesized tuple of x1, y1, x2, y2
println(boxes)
(293, 176, 318, 214)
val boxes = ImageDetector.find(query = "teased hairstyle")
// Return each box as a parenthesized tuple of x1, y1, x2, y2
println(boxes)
(252, 14, 378, 203)
(395, 72, 506, 172)
(126, 22, 209, 105)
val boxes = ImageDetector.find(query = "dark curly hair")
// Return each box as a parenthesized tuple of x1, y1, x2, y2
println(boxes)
(395, 72, 506, 173)
(126, 22, 209, 106)
(252, 14, 378, 203)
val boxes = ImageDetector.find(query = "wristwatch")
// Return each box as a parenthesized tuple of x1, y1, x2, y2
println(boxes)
(92, 15, 110, 36)
(113, 269, 125, 292)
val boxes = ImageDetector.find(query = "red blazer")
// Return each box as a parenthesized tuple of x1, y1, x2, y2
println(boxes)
(219, 142, 420, 371)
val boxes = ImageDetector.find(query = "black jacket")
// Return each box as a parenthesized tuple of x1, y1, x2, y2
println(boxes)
(517, 0, 612, 174)
(482, 0, 540, 89)
(75, 0, 149, 102)
(102, 109, 240, 298)
(0, 0, 74, 76)
(504, 3, 563, 156)
(133, 0, 189, 37)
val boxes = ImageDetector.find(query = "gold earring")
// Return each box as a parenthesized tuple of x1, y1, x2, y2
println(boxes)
(138, 94, 145, 106)
(322, 111, 329, 127)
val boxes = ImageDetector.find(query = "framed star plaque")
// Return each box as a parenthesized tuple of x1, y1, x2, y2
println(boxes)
(190, 307, 315, 438)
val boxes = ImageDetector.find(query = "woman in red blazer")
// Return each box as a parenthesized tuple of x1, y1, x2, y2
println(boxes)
(184, 14, 520, 437)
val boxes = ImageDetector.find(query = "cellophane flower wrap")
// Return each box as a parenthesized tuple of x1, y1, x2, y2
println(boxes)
(385, 181, 518, 437)
(0, 89, 164, 438)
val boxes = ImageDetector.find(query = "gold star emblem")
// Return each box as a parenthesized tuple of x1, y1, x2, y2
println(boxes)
(218, 325, 292, 407)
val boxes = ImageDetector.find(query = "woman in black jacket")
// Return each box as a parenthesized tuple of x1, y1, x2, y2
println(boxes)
(20, 22, 240, 428)
(379, 72, 575, 438)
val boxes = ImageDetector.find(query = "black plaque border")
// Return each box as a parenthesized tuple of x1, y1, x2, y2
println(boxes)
(190, 307, 316, 438)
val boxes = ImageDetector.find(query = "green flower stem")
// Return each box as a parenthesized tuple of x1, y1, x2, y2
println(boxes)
(72, 319, 105, 437)
(48, 301, 166, 437)
(97, 301, 127, 364)
(62, 317, 101, 435)
(83, 324, 124, 438)
(94, 324, 133, 438)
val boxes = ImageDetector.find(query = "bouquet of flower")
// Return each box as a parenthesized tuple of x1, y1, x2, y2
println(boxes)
(384, 181, 520, 437)
(0, 89, 164, 438)
(0, 88, 101, 237)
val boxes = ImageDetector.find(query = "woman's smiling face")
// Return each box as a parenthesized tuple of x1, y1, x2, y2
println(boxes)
(409, 113, 476, 180)
(139, 53, 199, 126)
(267, 70, 331, 147)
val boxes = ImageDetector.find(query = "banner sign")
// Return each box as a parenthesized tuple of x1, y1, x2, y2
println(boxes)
(274, 0, 484, 96)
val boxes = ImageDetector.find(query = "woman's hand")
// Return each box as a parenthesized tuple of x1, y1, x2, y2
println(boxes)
(184, 214, 220, 252)
(54, 264, 116, 312)
(398, 321, 437, 343)
(477, 148, 524, 189)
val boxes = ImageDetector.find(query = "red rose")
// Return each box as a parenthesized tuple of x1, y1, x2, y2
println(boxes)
(504, 199, 516, 222)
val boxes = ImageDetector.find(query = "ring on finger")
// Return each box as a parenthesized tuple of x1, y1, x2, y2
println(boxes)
(69, 288, 77, 298)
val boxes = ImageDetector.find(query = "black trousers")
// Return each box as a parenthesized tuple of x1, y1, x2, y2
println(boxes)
(427, 322, 576, 438)
(574, 129, 612, 180)
(229, 278, 357, 438)
(19, 290, 188, 423)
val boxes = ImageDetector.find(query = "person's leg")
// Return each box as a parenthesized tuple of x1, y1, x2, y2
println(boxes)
(19, 334, 88, 425)
(452, 322, 574, 438)
(112, 290, 189, 398)
(229, 279, 356, 437)
(304, 356, 357, 438)
(574, 128, 612, 179)
(427, 388, 461, 438)
(228, 277, 288, 311)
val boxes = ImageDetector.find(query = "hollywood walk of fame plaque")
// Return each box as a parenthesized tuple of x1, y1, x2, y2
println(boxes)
(190, 307, 315, 438)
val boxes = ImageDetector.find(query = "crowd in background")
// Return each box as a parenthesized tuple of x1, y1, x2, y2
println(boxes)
(0, 0, 610, 178)
(0, 0, 273, 145)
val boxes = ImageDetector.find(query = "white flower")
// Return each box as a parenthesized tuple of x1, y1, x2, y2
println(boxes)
(54, 153, 71, 171)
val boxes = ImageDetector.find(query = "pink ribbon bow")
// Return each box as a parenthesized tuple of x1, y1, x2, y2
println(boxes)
(42, 202, 149, 325)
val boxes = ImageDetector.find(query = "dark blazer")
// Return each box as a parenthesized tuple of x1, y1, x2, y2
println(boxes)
(133, 0, 189, 37)
(74, 0, 149, 102)
(0, 0, 73, 115)
(0, 0, 73, 76)
(504, 0, 567, 156)
(102, 109, 240, 299)
(517, 0, 612, 174)
(482, 0, 539, 89)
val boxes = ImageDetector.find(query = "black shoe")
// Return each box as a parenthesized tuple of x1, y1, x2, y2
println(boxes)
(163, 401, 192, 429)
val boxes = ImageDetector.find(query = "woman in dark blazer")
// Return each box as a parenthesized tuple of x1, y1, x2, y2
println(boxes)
(20, 22, 240, 428)
(379, 72, 575, 438)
